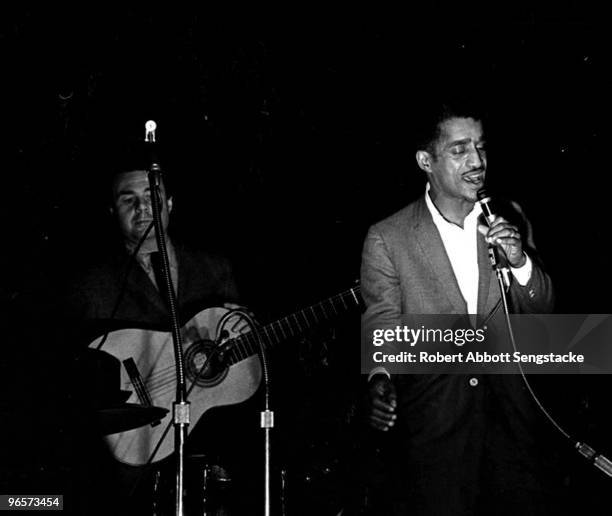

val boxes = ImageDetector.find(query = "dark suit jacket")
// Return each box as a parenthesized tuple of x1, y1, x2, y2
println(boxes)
(64, 242, 239, 345)
(361, 196, 558, 514)
(61, 241, 241, 425)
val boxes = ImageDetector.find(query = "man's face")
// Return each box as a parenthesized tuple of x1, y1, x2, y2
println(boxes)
(111, 170, 173, 246)
(426, 117, 487, 204)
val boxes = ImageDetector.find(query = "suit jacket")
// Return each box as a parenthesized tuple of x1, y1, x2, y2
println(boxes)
(60, 242, 242, 513)
(360, 196, 557, 514)
(61, 242, 240, 410)
(361, 196, 553, 322)
(64, 242, 239, 345)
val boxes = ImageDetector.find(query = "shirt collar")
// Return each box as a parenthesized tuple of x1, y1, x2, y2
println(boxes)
(128, 238, 177, 267)
(425, 183, 482, 229)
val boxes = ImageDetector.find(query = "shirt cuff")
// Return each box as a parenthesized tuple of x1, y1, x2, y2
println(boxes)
(368, 367, 391, 382)
(510, 253, 533, 286)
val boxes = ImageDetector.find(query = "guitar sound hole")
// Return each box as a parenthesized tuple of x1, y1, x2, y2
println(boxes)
(184, 340, 229, 387)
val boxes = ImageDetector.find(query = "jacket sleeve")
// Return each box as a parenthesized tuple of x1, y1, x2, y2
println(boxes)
(361, 225, 403, 329)
(507, 201, 555, 314)
(360, 224, 405, 378)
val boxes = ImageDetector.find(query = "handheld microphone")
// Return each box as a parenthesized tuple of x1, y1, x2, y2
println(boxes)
(477, 189, 495, 226)
(477, 189, 510, 286)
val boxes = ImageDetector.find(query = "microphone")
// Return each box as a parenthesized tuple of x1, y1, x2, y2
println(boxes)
(477, 189, 510, 286)
(476, 189, 495, 226)
(145, 120, 157, 143)
(144, 120, 162, 177)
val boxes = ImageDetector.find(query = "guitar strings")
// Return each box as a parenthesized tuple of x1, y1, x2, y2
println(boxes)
(144, 293, 357, 444)
(138, 287, 362, 393)
(144, 328, 226, 465)
(138, 287, 362, 465)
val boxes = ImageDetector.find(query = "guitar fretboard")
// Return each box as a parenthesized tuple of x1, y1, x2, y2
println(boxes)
(223, 285, 361, 366)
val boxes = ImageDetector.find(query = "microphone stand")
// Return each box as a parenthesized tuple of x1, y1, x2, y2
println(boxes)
(487, 246, 512, 316)
(260, 344, 273, 516)
(145, 121, 190, 516)
(236, 311, 274, 516)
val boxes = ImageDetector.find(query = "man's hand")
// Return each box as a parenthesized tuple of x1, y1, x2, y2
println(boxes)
(366, 374, 397, 432)
(478, 215, 526, 268)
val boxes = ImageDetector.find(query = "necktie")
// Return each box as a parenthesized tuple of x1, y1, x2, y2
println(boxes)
(137, 250, 178, 304)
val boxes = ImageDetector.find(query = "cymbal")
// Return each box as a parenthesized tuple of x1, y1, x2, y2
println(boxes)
(96, 403, 168, 435)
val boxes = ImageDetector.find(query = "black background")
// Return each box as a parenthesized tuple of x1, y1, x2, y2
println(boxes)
(2, 6, 609, 312)
(1, 5, 610, 513)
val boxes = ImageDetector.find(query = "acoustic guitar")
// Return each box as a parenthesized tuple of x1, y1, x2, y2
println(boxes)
(89, 284, 361, 465)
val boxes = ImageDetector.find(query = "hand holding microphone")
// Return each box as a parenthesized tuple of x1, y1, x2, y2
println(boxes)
(477, 190, 526, 269)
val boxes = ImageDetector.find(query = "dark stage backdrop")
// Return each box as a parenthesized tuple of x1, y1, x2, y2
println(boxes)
(1, 6, 610, 513)
(2, 7, 608, 312)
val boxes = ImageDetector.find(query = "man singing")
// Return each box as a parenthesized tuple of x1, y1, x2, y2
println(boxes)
(361, 100, 558, 515)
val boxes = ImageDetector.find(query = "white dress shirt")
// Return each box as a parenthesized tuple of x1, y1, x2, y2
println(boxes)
(425, 183, 532, 314)
(368, 187, 534, 380)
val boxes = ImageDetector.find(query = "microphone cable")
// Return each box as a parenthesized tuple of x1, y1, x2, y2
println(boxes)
(478, 189, 612, 478)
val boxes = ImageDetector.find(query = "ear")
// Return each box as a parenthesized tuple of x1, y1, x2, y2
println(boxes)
(167, 197, 174, 213)
(416, 150, 434, 173)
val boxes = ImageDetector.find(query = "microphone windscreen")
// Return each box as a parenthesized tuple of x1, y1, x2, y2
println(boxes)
(477, 189, 490, 201)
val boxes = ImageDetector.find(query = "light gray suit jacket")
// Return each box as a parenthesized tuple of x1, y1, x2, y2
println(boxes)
(361, 195, 553, 327)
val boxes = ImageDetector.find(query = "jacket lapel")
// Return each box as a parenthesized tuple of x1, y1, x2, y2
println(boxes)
(412, 198, 468, 313)
(125, 257, 169, 316)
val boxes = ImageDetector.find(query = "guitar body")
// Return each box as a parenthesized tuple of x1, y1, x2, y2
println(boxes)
(90, 307, 261, 466)
(87, 283, 361, 466)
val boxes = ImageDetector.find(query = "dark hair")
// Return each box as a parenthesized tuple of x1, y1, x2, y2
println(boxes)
(415, 97, 488, 155)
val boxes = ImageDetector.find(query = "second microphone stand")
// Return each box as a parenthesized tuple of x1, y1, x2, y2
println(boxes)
(147, 163, 190, 516)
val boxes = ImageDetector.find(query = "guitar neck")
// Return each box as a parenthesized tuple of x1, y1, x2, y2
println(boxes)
(224, 285, 361, 365)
